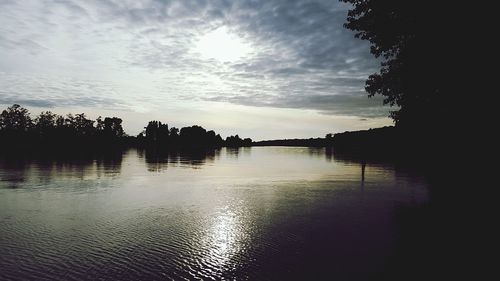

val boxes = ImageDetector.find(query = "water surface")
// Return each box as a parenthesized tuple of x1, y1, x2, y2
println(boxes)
(0, 147, 428, 280)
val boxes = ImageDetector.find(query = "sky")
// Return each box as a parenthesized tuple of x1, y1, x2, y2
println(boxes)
(0, 0, 393, 140)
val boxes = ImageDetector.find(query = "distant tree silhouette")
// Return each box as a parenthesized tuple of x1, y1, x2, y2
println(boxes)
(169, 127, 179, 144)
(72, 113, 95, 136)
(55, 115, 65, 128)
(145, 121, 159, 142)
(225, 135, 240, 147)
(145, 121, 169, 144)
(253, 137, 332, 147)
(140, 121, 248, 148)
(0, 104, 255, 153)
(35, 111, 57, 129)
(0, 104, 132, 154)
(0, 104, 32, 131)
(342, 1, 457, 130)
(225, 135, 252, 147)
(180, 125, 208, 147)
(158, 122, 169, 143)
(215, 134, 224, 146)
(103, 117, 125, 138)
(96, 116, 105, 131)
(34, 111, 57, 139)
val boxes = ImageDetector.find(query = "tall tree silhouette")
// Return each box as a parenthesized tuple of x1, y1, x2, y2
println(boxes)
(145, 121, 160, 143)
(342, 1, 458, 130)
(145, 121, 169, 144)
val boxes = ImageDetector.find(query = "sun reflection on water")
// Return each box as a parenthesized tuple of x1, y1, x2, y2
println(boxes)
(201, 205, 248, 272)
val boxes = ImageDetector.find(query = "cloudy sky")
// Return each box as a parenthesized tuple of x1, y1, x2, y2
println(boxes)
(0, 0, 392, 140)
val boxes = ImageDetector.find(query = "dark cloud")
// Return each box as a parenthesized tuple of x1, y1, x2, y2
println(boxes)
(204, 93, 389, 118)
(0, 96, 121, 109)
(0, 99, 55, 108)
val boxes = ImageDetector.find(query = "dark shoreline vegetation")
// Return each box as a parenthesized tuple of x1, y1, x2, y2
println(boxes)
(1, 103, 430, 164)
(0, 103, 443, 165)
(0, 104, 252, 156)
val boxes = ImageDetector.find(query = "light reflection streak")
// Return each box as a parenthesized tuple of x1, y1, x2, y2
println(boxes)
(201, 206, 245, 271)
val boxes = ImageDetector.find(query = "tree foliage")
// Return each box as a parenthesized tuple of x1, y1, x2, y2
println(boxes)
(0, 104, 127, 151)
(342, 0, 456, 129)
(103, 117, 125, 138)
(0, 104, 32, 131)
(143, 123, 238, 148)
(0, 104, 252, 151)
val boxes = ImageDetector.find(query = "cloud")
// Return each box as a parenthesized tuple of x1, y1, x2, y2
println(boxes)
(0, 0, 390, 119)
(0, 34, 47, 55)
(0, 73, 128, 109)
(204, 93, 389, 118)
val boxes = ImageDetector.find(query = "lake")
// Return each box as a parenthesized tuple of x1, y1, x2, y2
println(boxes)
(0, 147, 429, 280)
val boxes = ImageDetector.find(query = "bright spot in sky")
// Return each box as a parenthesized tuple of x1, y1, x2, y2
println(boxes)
(194, 26, 253, 62)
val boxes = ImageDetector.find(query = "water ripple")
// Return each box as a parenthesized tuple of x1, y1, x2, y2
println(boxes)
(0, 148, 429, 280)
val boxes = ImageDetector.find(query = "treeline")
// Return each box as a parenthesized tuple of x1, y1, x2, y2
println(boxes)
(332, 127, 399, 154)
(251, 127, 419, 160)
(0, 104, 252, 153)
(330, 126, 435, 161)
(0, 104, 130, 153)
(136, 120, 252, 148)
(253, 137, 333, 147)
